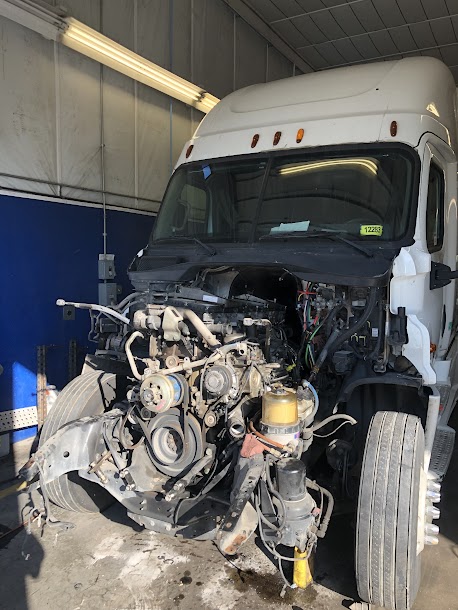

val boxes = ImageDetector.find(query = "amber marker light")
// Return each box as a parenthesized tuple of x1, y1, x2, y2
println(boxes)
(296, 128, 304, 143)
(186, 144, 194, 158)
(251, 134, 260, 148)
(390, 121, 398, 137)
(273, 131, 282, 146)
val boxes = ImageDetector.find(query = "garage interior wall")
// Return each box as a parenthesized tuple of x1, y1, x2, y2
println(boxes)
(0, 0, 295, 442)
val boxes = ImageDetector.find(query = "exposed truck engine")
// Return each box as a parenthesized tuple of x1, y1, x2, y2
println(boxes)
(32, 268, 422, 571)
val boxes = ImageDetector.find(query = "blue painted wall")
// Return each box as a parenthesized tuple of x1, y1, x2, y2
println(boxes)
(0, 193, 153, 441)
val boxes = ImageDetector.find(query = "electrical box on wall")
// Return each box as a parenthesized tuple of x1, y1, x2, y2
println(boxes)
(98, 282, 118, 306)
(98, 254, 118, 306)
(98, 254, 116, 280)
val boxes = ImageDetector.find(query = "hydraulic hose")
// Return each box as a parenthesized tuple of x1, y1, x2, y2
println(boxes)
(329, 287, 378, 355)
(56, 299, 130, 325)
(114, 292, 141, 312)
(306, 479, 334, 538)
(309, 327, 340, 382)
(311, 413, 357, 432)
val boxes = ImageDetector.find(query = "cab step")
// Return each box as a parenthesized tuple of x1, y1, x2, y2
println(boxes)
(430, 425, 455, 480)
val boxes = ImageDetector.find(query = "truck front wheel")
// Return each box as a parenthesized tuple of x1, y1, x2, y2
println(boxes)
(356, 411, 424, 610)
(39, 371, 120, 512)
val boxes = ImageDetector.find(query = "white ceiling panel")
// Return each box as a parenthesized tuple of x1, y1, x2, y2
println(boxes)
(389, 25, 418, 53)
(409, 21, 437, 49)
(242, 0, 458, 82)
(431, 18, 457, 46)
(369, 30, 399, 56)
(372, 0, 405, 29)
(396, 0, 427, 22)
(332, 38, 364, 62)
(352, 33, 383, 59)
(310, 10, 347, 39)
(269, 0, 306, 19)
(292, 14, 328, 44)
(314, 41, 345, 65)
(420, 0, 450, 21)
(298, 44, 330, 69)
(328, 5, 366, 37)
(247, 0, 284, 22)
(273, 19, 311, 47)
(350, 2, 386, 32)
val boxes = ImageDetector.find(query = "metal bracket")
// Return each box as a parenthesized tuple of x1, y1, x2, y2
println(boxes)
(217, 454, 264, 554)
(0, 406, 38, 432)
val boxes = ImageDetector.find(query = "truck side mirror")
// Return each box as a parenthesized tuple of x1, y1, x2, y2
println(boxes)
(430, 261, 458, 290)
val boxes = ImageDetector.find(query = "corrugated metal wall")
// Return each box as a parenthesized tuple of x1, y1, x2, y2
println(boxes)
(0, 0, 295, 213)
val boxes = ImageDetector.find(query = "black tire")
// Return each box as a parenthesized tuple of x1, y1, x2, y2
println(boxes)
(39, 371, 120, 513)
(356, 411, 424, 610)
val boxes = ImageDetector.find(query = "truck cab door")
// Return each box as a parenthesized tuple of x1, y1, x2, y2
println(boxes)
(424, 142, 457, 358)
(390, 139, 457, 383)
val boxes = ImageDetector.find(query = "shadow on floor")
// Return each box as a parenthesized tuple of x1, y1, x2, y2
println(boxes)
(0, 437, 44, 610)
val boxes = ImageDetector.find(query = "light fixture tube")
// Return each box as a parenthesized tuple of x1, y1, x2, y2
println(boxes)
(61, 17, 219, 114)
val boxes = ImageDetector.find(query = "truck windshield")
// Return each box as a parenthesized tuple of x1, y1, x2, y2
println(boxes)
(152, 147, 415, 244)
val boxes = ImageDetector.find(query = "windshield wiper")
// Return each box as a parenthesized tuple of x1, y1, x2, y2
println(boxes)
(154, 236, 217, 256)
(259, 229, 374, 258)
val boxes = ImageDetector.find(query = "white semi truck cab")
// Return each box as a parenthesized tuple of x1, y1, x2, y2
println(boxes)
(27, 57, 458, 610)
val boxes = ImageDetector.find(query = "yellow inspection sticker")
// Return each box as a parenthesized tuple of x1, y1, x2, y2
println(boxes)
(360, 224, 383, 236)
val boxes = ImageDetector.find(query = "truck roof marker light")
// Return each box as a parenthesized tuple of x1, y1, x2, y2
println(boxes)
(273, 131, 282, 146)
(296, 128, 304, 144)
(186, 145, 194, 158)
(251, 134, 259, 148)
(390, 121, 398, 137)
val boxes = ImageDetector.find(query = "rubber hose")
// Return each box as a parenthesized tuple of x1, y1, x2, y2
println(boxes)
(306, 478, 334, 538)
(311, 413, 357, 432)
(328, 287, 378, 356)
(125, 331, 144, 380)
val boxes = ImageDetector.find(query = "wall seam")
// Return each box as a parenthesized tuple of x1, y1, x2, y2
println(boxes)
(53, 41, 62, 197)
(190, 0, 195, 134)
(134, 0, 139, 206)
(0, 190, 158, 215)
(99, 0, 107, 256)
(169, 0, 174, 175)
(233, 12, 237, 91)
(265, 43, 269, 82)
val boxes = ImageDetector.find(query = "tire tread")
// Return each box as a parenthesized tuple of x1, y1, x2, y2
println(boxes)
(356, 411, 424, 610)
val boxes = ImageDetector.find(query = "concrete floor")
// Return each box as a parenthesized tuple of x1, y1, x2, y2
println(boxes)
(0, 420, 457, 610)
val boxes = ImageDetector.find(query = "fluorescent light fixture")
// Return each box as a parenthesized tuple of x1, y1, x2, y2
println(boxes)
(61, 18, 220, 114)
(0, 2, 219, 113)
(278, 158, 378, 176)
(0, 0, 64, 40)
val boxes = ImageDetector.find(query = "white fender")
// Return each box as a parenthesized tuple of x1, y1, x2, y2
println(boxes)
(403, 315, 436, 385)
